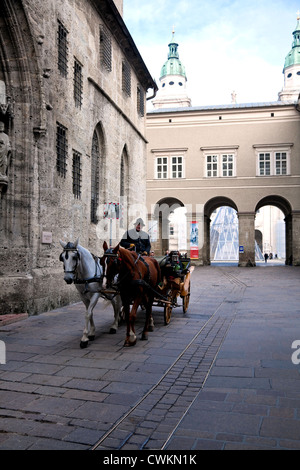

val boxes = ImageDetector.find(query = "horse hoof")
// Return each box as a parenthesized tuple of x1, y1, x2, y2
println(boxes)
(88, 335, 95, 341)
(141, 333, 148, 341)
(148, 326, 154, 332)
(124, 339, 136, 347)
(80, 341, 88, 349)
(109, 328, 117, 334)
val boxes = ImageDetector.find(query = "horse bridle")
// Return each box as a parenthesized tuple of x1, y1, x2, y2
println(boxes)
(60, 247, 103, 287)
(59, 247, 80, 275)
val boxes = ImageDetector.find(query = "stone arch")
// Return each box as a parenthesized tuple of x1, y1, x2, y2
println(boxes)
(255, 195, 292, 217)
(204, 196, 238, 218)
(203, 196, 239, 265)
(255, 195, 295, 265)
(0, 0, 44, 266)
(151, 196, 185, 254)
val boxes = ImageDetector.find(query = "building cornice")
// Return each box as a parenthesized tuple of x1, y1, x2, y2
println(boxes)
(148, 101, 297, 116)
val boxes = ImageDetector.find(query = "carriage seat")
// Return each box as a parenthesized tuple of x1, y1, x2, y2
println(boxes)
(159, 251, 190, 280)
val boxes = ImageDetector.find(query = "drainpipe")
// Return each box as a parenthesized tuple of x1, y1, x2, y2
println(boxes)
(146, 80, 158, 101)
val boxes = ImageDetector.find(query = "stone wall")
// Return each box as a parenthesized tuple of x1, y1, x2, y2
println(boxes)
(0, 0, 155, 314)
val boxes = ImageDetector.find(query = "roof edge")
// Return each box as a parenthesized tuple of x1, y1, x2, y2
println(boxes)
(147, 100, 297, 114)
(92, 0, 157, 93)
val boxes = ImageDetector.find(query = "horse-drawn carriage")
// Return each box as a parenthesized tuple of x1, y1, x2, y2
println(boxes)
(59, 239, 192, 348)
(155, 251, 192, 325)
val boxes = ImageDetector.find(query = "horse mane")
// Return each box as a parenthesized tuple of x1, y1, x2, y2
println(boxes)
(118, 246, 137, 269)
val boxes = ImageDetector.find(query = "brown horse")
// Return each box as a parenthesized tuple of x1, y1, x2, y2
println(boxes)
(102, 242, 161, 347)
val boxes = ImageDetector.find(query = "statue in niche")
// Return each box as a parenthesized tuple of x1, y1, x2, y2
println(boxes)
(0, 121, 11, 194)
(0, 121, 11, 177)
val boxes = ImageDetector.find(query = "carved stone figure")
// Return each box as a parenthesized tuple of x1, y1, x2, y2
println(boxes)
(0, 121, 11, 178)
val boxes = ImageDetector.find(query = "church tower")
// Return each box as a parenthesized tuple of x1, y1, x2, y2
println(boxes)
(152, 29, 191, 109)
(278, 13, 300, 102)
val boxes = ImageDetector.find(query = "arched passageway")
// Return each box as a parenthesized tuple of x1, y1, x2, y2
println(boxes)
(148, 195, 299, 266)
(150, 197, 185, 255)
(255, 196, 294, 265)
(203, 197, 238, 265)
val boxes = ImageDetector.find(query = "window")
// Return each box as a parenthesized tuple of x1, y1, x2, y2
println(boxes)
(122, 60, 131, 97)
(206, 155, 218, 177)
(254, 145, 291, 176)
(100, 24, 112, 72)
(120, 147, 129, 199)
(56, 122, 68, 177)
(205, 152, 236, 177)
(259, 153, 271, 176)
(91, 132, 100, 223)
(137, 86, 145, 117)
(172, 156, 183, 178)
(275, 152, 287, 175)
(156, 157, 168, 179)
(72, 150, 82, 199)
(154, 153, 185, 179)
(58, 20, 68, 77)
(222, 154, 234, 177)
(74, 58, 83, 108)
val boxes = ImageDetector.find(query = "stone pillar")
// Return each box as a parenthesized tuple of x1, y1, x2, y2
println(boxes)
(285, 214, 292, 265)
(201, 214, 211, 265)
(237, 212, 256, 267)
(292, 211, 300, 265)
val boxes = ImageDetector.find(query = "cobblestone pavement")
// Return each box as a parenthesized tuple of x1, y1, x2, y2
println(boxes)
(0, 265, 299, 450)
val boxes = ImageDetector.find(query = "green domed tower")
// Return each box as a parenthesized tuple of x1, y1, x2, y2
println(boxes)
(279, 13, 300, 101)
(152, 29, 191, 109)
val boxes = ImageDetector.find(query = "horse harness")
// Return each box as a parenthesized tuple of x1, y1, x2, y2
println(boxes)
(104, 249, 150, 288)
(134, 253, 151, 284)
(60, 242, 103, 292)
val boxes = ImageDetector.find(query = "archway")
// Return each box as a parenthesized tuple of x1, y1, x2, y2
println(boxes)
(210, 206, 239, 263)
(255, 195, 292, 265)
(150, 197, 185, 255)
(204, 197, 238, 265)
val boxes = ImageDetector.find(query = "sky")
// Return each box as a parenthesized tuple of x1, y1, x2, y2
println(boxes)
(123, 0, 300, 109)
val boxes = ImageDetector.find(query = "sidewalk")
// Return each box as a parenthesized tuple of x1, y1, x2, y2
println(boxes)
(0, 265, 299, 450)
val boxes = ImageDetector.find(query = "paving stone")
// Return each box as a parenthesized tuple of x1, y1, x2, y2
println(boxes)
(0, 266, 300, 450)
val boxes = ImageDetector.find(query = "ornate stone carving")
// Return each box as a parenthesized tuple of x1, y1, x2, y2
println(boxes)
(0, 121, 11, 194)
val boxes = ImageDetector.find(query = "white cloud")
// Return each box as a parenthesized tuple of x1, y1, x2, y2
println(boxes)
(124, 0, 299, 107)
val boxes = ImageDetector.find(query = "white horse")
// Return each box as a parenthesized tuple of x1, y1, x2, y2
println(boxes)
(59, 239, 122, 348)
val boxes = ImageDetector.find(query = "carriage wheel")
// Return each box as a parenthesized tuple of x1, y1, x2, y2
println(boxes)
(164, 289, 173, 325)
(182, 282, 191, 314)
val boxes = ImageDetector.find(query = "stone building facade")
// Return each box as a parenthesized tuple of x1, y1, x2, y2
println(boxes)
(0, 0, 156, 314)
(146, 19, 300, 266)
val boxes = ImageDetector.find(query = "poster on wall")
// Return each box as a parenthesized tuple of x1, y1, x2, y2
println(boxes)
(190, 221, 199, 259)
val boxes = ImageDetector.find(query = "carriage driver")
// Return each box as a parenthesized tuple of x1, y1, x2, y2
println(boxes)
(120, 218, 151, 255)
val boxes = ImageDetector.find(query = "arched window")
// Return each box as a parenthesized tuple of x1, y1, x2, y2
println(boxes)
(91, 131, 100, 223)
(120, 147, 129, 227)
(120, 146, 129, 199)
